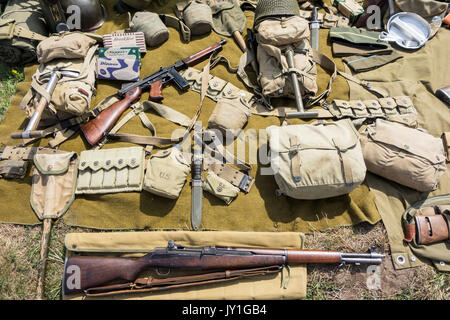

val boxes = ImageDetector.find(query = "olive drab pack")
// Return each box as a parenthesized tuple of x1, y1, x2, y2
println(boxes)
(266, 119, 367, 200)
(20, 32, 99, 126)
(236, 0, 340, 110)
(360, 119, 447, 192)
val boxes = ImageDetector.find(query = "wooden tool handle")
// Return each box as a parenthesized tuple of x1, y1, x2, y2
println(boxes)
(36, 218, 53, 300)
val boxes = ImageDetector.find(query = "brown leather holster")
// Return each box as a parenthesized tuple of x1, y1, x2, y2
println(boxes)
(84, 265, 283, 297)
(403, 206, 450, 245)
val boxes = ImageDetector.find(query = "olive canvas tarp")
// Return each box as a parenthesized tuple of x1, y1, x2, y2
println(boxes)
(1, 0, 382, 231)
(346, 28, 450, 271)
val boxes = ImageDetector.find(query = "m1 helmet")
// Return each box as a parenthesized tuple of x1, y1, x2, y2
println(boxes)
(254, 0, 300, 25)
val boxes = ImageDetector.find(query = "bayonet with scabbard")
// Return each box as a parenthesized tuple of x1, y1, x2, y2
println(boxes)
(191, 122, 203, 231)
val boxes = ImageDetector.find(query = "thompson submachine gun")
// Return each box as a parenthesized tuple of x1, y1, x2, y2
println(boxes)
(81, 39, 227, 145)
(63, 240, 385, 296)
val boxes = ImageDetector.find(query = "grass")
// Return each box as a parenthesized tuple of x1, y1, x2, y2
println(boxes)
(0, 64, 24, 123)
(0, 62, 448, 300)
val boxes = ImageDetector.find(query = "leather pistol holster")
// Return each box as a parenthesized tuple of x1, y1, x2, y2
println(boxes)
(415, 214, 449, 245)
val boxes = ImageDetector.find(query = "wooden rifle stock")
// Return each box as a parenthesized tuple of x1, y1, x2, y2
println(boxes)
(62, 243, 384, 295)
(81, 87, 142, 145)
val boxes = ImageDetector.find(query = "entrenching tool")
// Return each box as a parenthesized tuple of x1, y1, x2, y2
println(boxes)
(31, 151, 78, 299)
(285, 47, 319, 119)
(210, 0, 247, 53)
(11, 69, 80, 140)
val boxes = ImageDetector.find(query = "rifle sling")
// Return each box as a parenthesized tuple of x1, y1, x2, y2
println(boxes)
(83, 265, 282, 297)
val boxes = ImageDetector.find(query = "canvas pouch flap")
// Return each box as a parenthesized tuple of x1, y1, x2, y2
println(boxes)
(203, 171, 239, 205)
(76, 147, 145, 194)
(33, 152, 74, 175)
(31, 152, 78, 220)
(63, 231, 306, 300)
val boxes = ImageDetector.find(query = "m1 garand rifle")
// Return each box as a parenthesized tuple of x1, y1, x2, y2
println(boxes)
(63, 240, 385, 296)
(81, 40, 227, 146)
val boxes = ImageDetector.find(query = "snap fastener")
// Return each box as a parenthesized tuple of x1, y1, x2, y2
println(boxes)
(81, 162, 86, 167)
(440, 261, 446, 266)
(93, 161, 99, 166)
(212, 82, 218, 87)
(131, 158, 136, 164)
(106, 160, 111, 165)
(118, 159, 123, 165)
(411, 256, 416, 262)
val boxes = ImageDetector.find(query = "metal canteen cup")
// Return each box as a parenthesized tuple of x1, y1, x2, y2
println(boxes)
(379, 12, 431, 50)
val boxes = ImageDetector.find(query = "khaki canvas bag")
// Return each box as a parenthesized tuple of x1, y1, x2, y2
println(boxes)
(255, 15, 318, 99)
(143, 147, 191, 199)
(266, 119, 366, 200)
(21, 32, 99, 126)
(360, 119, 447, 192)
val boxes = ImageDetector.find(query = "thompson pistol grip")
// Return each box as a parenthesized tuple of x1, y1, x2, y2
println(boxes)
(149, 80, 164, 101)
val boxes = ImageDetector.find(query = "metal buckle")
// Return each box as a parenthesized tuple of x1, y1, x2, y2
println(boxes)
(238, 174, 254, 193)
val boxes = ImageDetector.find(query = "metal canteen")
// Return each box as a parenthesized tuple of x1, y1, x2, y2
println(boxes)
(379, 12, 431, 50)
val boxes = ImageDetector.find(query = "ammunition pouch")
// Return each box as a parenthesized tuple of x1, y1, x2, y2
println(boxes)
(31, 152, 78, 220)
(143, 147, 191, 199)
(0, 160, 28, 179)
(266, 119, 366, 200)
(76, 147, 146, 195)
(203, 171, 239, 205)
(360, 119, 447, 192)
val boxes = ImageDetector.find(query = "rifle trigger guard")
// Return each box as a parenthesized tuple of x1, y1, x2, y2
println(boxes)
(155, 267, 171, 277)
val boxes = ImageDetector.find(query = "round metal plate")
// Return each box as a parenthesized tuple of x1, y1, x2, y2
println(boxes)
(380, 12, 431, 50)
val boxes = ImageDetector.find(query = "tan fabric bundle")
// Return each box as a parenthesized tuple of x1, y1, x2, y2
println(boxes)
(255, 15, 318, 99)
(360, 119, 447, 192)
(36, 32, 97, 64)
(21, 32, 99, 125)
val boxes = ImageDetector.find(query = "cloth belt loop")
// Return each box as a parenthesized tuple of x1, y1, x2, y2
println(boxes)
(289, 136, 302, 184)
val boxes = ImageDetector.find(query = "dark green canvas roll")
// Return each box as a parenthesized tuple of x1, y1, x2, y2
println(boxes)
(0, 0, 48, 65)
